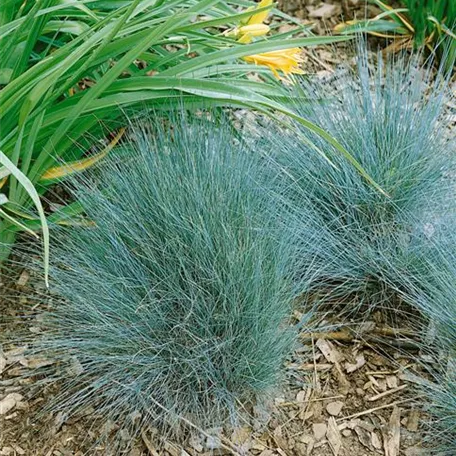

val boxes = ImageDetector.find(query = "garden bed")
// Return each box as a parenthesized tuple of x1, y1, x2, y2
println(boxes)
(1, 1, 455, 455)
(0, 270, 427, 455)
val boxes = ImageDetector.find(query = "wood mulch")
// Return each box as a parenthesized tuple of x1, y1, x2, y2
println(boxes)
(1, 269, 429, 456)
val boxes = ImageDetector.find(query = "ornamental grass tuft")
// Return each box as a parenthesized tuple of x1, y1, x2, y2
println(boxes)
(398, 247, 456, 455)
(30, 113, 298, 441)
(267, 51, 456, 314)
(265, 51, 456, 453)
(421, 369, 456, 455)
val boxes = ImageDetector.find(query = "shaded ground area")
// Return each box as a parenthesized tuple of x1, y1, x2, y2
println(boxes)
(278, 0, 385, 34)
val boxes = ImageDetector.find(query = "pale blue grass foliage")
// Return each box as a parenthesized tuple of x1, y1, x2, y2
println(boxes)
(31, 112, 299, 440)
(265, 49, 456, 453)
(266, 50, 456, 313)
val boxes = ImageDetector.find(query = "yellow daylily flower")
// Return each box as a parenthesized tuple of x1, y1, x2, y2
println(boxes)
(246, 0, 273, 26)
(237, 23, 270, 43)
(243, 48, 304, 79)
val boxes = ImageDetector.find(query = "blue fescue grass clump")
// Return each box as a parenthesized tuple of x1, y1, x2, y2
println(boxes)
(398, 249, 456, 455)
(267, 52, 456, 312)
(264, 49, 456, 453)
(33, 114, 297, 438)
(421, 370, 456, 455)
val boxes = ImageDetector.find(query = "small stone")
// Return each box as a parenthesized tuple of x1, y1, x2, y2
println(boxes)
(326, 401, 344, 416)
(66, 356, 84, 376)
(100, 419, 117, 436)
(342, 429, 352, 437)
(313, 422, 327, 441)
(129, 410, 141, 424)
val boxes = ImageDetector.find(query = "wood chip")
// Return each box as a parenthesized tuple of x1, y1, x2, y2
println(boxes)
(0, 356, 6, 374)
(354, 426, 372, 450)
(327, 417, 342, 456)
(0, 393, 23, 415)
(296, 363, 333, 371)
(406, 409, 420, 432)
(10, 445, 25, 456)
(164, 441, 180, 456)
(16, 270, 30, 287)
(273, 426, 288, 451)
(316, 339, 341, 364)
(313, 422, 327, 441)
(258, 451, 274, 456)
(231, 426, 251, 446)
(367, 384, 407, 402)
(4, 347, 26, 363)
(345, 354, 366, 373)
(383, 406, 401, 456)
(19, 357, 54, 369)
(141, 432, 160, 456)
(371, 431, 382, 450)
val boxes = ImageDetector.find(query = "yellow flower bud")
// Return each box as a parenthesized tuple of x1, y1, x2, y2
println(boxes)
(247, 0, 273, 25)
(237, 24, 270, 43)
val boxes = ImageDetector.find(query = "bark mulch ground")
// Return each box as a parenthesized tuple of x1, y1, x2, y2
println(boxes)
(1, 271, 427, 456)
